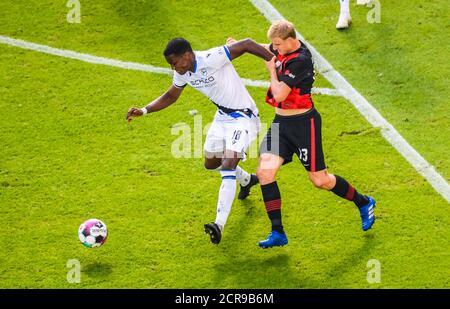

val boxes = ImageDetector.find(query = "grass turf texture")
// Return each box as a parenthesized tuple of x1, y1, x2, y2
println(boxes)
(0, 0, 449, 288)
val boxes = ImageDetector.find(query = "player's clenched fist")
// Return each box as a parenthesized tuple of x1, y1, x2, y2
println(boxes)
(126, 107, 145, 122)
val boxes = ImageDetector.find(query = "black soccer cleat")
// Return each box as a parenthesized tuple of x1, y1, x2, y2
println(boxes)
(238, 174, 259, 200)
(204, 223, 222, 245)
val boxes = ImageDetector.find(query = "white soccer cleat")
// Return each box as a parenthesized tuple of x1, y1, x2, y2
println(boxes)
(336, 14, 352, 30)
(357, 0, 371, 5)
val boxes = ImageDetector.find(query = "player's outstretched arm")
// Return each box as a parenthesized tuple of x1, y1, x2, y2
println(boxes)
(227, 37, 271, 52)
(226, 38, 274, 61)
(126, 85, 183, 122)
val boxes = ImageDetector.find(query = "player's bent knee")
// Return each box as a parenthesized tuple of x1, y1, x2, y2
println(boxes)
(221, 158, 239, 170)
(309, 176, 331, 190)
(204, 159, 222, 170)
(256, 167, 276, 185)
(204, 163, 217, 170)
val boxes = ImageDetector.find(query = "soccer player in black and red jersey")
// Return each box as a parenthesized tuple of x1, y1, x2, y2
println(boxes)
(254, 20, 376, 248)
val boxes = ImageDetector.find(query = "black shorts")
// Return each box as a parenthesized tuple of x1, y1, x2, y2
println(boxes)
(260, 107, 326, 172)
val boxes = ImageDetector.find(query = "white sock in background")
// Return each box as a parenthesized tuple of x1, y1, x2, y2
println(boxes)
(337, 0, 352, 29)
(235, 166, 251, 187)
(340, 0, 350, 16)
(215, 169, 237, 230)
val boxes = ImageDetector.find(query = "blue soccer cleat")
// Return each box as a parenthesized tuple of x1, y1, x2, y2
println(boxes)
(359, 196, 376, 231)
(258, 231, 288, 249)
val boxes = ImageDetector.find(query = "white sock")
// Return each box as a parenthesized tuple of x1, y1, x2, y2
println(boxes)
(215, 169, 237, 230)
(340, 0, 350, 16)
(235, 166, 251, 187)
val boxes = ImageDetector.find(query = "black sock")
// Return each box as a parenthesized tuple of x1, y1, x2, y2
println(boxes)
(331, 175, 369, 208)
(261, 181, 284, 233)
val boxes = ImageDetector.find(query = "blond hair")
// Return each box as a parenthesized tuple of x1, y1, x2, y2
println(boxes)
(267, 20, 296, 40)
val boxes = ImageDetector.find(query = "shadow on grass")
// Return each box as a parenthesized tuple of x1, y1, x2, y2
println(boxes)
(212, 251, 310, 288)
(211, 197, 379, 288)
(210, 198, 311, 288)
(82, 262, 113, 279)
(213, 235, 378, 288)
(321, 232, 377, 284)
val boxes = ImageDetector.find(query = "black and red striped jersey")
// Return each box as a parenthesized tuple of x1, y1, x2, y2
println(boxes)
(266, 40, 315, 109)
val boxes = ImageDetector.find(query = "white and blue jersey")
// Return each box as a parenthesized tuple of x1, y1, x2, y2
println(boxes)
(172, 45, 258, 114)
(172, 45, 261, 156)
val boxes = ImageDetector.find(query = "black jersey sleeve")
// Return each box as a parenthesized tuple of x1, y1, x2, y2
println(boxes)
(278, 56, 313, 89)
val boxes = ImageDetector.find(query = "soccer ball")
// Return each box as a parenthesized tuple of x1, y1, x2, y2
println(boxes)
(78, 219, 108, 248)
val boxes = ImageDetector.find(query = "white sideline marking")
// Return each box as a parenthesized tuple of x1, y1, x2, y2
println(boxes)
(0, 35, 339, 96)
(250, 0, 450, 203)
(0, 35, 172, 74)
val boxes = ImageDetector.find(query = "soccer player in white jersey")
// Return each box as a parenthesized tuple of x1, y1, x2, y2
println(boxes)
(126, 38, 274, 244)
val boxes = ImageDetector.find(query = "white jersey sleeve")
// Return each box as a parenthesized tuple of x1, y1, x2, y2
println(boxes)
(204, 45, 232, 69)
(173, 48, 258, 112)
(172, 71, 187, 89)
